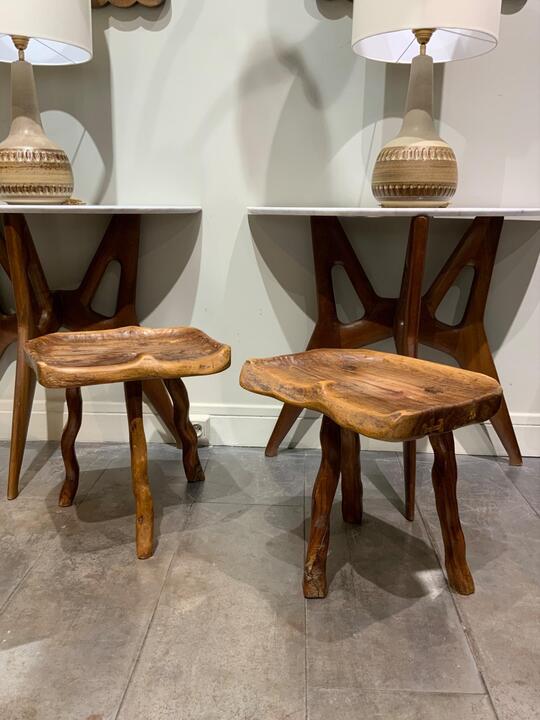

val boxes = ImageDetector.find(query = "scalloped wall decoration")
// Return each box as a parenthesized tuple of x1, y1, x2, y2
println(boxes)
(92, 0, 165, 8)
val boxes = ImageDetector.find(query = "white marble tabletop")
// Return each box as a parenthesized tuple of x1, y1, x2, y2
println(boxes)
(248, 207, 540, 220)
(0, 205, 201, 215)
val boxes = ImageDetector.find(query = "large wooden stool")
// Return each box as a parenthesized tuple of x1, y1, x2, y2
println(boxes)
(22, 326, 230, 559)
(240, 349, 502, 599)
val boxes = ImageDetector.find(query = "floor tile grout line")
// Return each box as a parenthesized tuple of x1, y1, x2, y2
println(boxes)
(311, 688, 495, 697)
(415, 498, 502, 720)
(191, 499, 305, 508)
(508, 482, 540, 519)
(113, 499, 197, 720)
(74, 466, 110, 507)
(0, 535, 54, 616)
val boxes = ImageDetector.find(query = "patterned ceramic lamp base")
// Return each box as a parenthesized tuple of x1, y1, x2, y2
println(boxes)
(0, 49, 74, 205)
(371, 35, 458, 208)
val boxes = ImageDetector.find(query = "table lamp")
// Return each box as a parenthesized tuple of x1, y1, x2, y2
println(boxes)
(0, 0, 92, 205)
(352, 1, 501, 207)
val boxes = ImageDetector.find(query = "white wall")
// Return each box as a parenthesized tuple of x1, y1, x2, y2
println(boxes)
(0, 0, 539, 455)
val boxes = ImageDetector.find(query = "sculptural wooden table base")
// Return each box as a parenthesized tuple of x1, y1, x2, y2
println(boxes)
(0, 206, 200, 500)
(247, 208, 528, 521)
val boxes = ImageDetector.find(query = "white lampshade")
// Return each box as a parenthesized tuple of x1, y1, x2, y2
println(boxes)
(352, 0, 501, 64)
(0, 0, 92, 66)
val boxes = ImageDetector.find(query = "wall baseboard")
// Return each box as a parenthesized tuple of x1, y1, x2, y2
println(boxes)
(0, 398, 538, 457)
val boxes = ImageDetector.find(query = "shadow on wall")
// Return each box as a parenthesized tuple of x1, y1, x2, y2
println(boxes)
(502, 0, 529, 13)
(236, 0, 445, 207)
(26, 3, 172, 204)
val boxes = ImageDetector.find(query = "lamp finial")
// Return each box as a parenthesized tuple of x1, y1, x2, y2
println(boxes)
(11, 36, 29, 62)
(413, 28, 435, 55)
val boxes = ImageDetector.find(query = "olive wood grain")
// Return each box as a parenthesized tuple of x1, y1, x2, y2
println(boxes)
(304, 415, 341, 599)
(241, 349, 502, 443)
(24, 326, 231, 389)
(59, 387, 83, 507)
(429, 432, 474, 595)
(125, 381, 154, 560)
(165, 378, 205, 483)
(340, 429, 362, 524)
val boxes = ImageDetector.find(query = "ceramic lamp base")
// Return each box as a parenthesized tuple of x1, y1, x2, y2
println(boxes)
(0, 60, 73, 205)
(372, 142, 457, 208)
(371, 52, 457, 209)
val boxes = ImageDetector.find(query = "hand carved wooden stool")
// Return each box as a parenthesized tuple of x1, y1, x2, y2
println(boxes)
(240, 349, 502, 599)
(23, 326, 230, 559)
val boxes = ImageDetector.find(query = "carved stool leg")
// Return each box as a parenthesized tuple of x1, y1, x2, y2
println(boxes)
(429, 432, 474, 595)
(124, 381, 154, 560)
(165, 378, 205, 483)
(340, 429, 362, 524)
(59, 387, 83, 507)
(304, 415, 342, 599)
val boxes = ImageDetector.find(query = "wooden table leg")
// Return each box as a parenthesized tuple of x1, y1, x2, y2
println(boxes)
(265, 215, 395, 457)
(394, 216, 429, 521)
(421, 217, 522, 466)
(3, 214, 60, 499)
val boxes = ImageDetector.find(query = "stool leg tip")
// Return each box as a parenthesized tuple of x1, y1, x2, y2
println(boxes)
(187, 462, 205, 483)
(303, 572, 328, 599)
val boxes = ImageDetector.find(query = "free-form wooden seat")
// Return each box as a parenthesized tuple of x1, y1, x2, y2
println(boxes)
(240, 349, 502, 599)
(25, 326, 231, 388)
(23, 325, 231, 560)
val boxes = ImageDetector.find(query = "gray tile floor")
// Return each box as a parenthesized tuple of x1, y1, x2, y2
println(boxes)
(0, 441, 538, 720)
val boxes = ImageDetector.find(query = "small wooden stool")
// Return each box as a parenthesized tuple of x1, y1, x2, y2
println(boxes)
(23, 326, 231, 559)
(240, 349, 502, 599)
